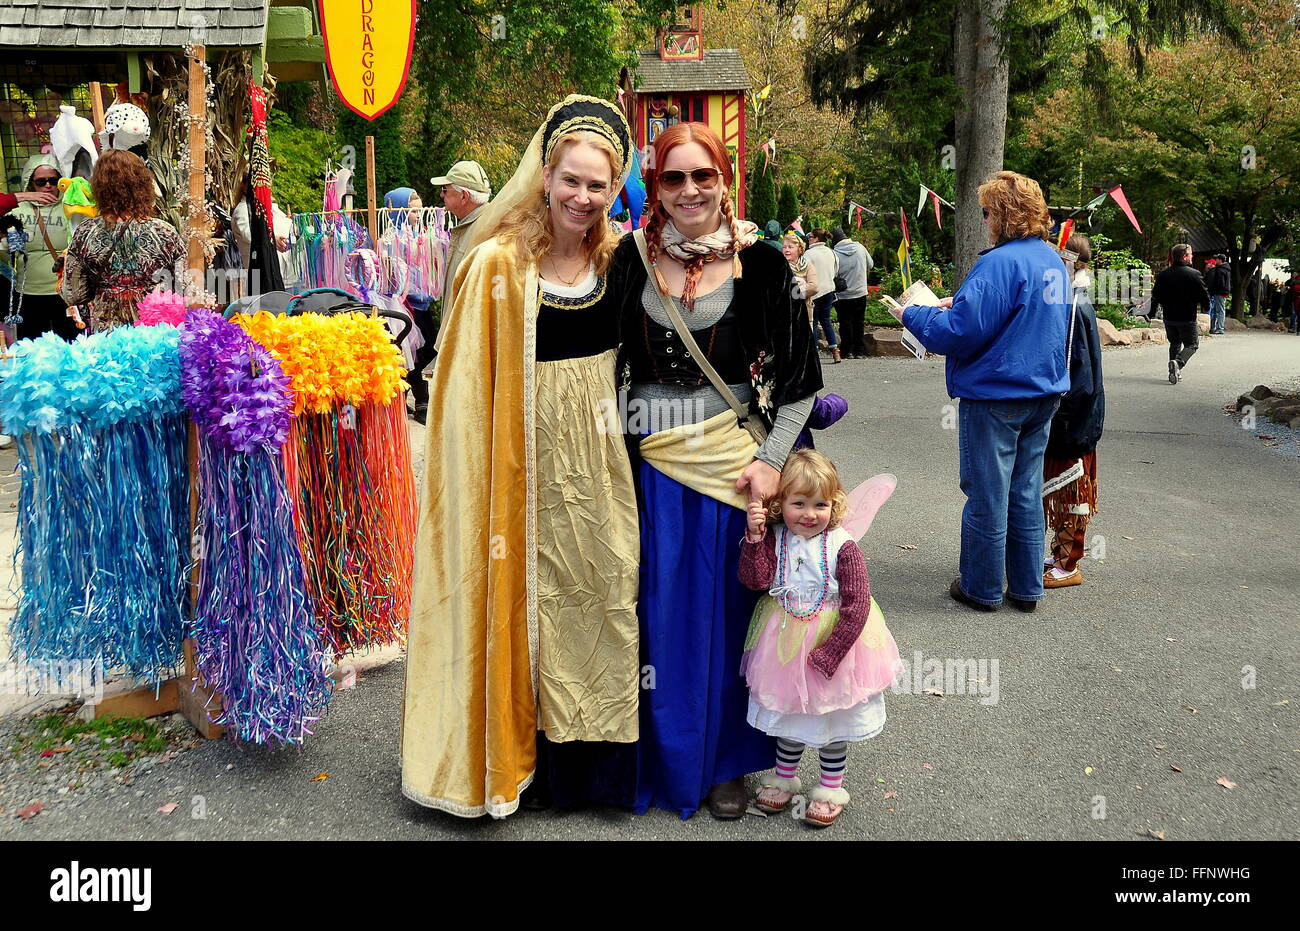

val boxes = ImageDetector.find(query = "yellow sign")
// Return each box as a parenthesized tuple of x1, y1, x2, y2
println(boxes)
(319, 0, 416, 121)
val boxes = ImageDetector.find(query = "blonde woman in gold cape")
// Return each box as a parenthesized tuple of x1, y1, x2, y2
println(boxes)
(401, 97, 640, 818)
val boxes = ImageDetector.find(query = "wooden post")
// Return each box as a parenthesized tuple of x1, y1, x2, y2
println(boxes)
(88, 82, 106, 133)
(365, 135, 377, 244)
(185, 46, 208, 281)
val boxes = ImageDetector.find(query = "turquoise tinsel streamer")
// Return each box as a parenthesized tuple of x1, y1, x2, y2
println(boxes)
(1, 328, 189, 683)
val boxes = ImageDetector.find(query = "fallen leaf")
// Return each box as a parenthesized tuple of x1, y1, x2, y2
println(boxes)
(1273, 700, 1289, 707)
(1165, 637, 1179, 643)
(157, 802, 178, 814)
(744, 805, 768, 817)
(16, 802, 42, 820)
(1216, 777, 1237, 790)
(310, 772, 329, 782)
(1170, 764, 1183, 772)
(875, 777, 887, 784)
(39, 749, 54, 758)
(1121, 535, 1135, 540)
(922, 687, 945, 697)
(1155, 744, 1166, 750)
(1183, 706, 1201, 714)
(1256, 434, 1275, 440)
(1136, 785, 1144, 790)
(894, 543, 917, 550)
(1140, 827, 1166, 840)
(922, 763, 934, 772)
(1084, 767, 1094, 775)
(883, 791, 899, 799)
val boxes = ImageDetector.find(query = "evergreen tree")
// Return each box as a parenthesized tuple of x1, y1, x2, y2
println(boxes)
(336, 104, 410, 210)
(748, 166, 778, 226)
(778, 183, 799, 229)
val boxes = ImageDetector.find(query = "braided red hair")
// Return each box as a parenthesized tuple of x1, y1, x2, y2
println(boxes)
(644, 122, 741, 309)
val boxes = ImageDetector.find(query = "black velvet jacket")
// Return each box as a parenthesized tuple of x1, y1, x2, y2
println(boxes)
(1046, 298, 1105, 459)
(609, 234, 824, 431)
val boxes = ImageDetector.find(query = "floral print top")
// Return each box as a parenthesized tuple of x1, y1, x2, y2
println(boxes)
(61, 217, 186, 332)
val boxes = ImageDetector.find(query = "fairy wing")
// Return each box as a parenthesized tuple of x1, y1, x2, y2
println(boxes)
(839, 473, 897, 542)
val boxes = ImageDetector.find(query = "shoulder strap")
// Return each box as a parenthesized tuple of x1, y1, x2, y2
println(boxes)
(32, 209, 60, 263)
(633, 229, 766, 442)
(1065, 290, 1079, 375)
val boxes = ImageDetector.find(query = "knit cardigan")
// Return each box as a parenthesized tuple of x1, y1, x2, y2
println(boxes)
(737, 530, 871, 679)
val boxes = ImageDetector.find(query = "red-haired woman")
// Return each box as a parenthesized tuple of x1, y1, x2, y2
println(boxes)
(609, 123, 823, 819)
(61, 149, 185, 332)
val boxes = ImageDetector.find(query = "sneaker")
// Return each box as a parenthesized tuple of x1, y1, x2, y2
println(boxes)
(1168, 360, 1179, 384)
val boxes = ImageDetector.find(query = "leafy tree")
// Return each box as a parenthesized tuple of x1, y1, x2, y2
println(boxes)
(267, 111, 330, 213)
(806, 0, 1243, 286)
(1029, 0, 1300, 318)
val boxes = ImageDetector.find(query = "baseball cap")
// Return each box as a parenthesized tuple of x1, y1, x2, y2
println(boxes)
(430, 160, 490, 194)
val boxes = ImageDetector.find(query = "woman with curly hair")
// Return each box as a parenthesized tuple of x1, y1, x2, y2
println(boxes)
(900, 170, 1070, 613)
(607, 122, 823, 818)
(61, 149, 185, 332)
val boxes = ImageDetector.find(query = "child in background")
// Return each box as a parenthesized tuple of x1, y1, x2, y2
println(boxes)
(739, 449, 901, 828)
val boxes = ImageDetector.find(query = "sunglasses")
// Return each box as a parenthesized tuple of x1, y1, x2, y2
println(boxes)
(32, 176, 59, 187)
(658, 168, 722, 192)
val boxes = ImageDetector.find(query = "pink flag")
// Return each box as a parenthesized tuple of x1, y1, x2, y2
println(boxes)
(899, 207, 910, 247)
(932, 191, 942, 230)
(1108, 185, 1142, 234)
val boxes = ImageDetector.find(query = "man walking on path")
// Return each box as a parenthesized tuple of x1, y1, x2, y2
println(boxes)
(831, 228, 873, 358)
(1205, 254, 1230, 334)
(1151, 243, 1209, 384)
(806, 229, 840, 361)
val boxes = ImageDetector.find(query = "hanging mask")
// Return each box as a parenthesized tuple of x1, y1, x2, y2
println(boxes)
(99, 102, 151, 151)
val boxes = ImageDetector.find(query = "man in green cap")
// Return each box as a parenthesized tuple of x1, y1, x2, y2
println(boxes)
(431, 160, 492, 312)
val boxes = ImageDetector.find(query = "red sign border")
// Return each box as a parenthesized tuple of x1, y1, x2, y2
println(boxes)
(317, 0, 417, 122)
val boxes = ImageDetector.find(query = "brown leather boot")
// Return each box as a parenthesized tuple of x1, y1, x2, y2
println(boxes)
(706, 778, 747, 819)
(831, 347, 842, 364)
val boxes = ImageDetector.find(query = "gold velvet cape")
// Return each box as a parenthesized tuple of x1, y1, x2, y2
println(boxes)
(401, 240, 542, 818)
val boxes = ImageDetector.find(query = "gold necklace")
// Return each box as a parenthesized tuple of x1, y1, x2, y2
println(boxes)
(545, 253, 587, 287)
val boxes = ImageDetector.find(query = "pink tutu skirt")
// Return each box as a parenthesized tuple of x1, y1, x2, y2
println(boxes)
(740, 594, 902, 717)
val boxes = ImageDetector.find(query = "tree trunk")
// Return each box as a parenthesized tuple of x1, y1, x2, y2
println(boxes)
(952, 0, 1009, 287)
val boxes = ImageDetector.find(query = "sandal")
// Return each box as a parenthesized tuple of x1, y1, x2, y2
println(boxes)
(804, 798, 844, 828)
(755, 785, 795, 813)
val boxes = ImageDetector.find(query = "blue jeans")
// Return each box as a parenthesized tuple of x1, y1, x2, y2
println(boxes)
(1208, 295, 1226, 334)
(812, 294, 837, 347)
(957, 396, 1060, 605)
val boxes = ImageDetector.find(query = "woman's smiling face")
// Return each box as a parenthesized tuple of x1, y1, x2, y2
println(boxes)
(659, 141, 724, 238)
(543, 139, 613, 242)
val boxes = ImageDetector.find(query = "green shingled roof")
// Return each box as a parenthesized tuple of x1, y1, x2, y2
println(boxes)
(633, 49, 751, 93)
(0, 0, 272, 49)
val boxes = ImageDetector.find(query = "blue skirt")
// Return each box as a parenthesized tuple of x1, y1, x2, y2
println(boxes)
(633, 461, 777, 818)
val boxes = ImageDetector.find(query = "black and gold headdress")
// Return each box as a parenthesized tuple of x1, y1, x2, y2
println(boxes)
(540, 95, 634, 177)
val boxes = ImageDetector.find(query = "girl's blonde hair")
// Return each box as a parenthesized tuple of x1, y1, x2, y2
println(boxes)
(493, 130, 621, 276)
(766, 448, 848, 528)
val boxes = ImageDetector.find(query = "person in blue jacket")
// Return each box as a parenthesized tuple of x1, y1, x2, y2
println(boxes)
(901, 171, 1069, 613)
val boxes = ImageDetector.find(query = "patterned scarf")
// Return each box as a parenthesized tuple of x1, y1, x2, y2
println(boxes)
(248, 82, 274, 222)
(658, 216, 760, 310)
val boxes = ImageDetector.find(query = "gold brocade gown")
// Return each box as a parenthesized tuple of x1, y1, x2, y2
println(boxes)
(400, 241, 638, 818)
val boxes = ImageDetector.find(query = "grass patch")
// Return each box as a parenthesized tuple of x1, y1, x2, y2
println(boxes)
(17, 711, 169, 765)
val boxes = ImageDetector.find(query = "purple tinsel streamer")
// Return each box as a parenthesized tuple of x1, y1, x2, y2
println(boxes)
(181, 310, 331, 745)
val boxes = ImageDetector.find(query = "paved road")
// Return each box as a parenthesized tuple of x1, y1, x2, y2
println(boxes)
(6, 329, 1298, 840)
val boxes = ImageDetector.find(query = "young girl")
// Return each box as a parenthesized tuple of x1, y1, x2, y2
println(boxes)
(739, 449, 901, 827)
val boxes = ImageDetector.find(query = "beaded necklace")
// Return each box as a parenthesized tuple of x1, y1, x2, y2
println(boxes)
(773, 525, 831, 622)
